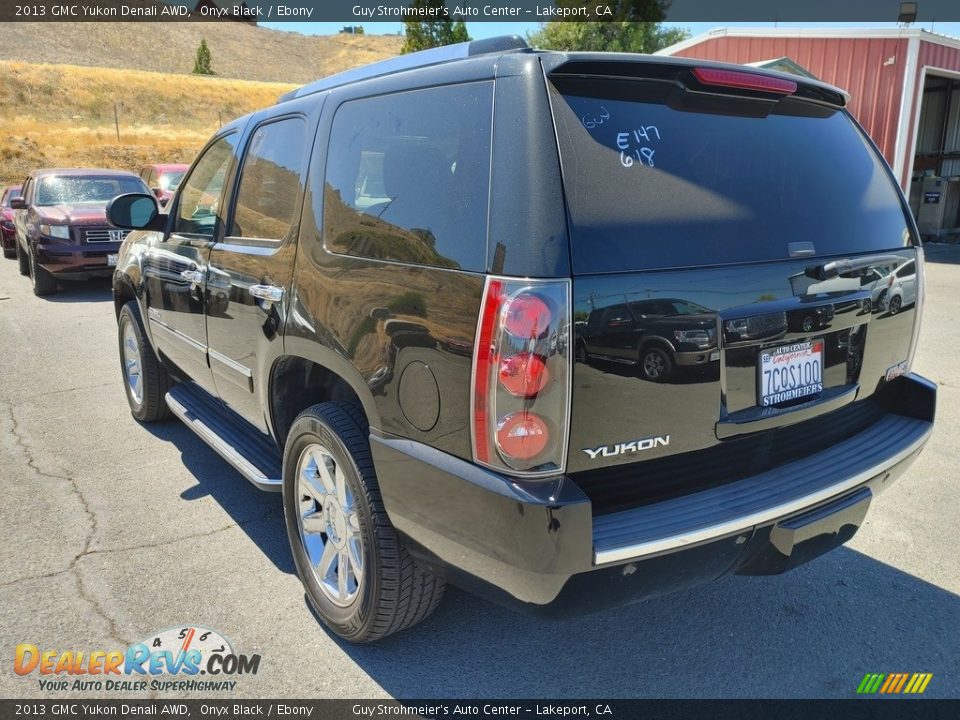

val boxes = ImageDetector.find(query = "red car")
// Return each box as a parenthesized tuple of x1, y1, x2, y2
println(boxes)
(12, 168, 151, 296)
(1, 185, 21, 259)
(138, 163, 189, 206)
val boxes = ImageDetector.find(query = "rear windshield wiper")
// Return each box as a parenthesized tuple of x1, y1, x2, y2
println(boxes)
(805, 254, 903, 281)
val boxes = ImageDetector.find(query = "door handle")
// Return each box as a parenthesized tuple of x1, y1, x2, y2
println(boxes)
(180, 269, 205, 283)
(249, 284, 284, 303)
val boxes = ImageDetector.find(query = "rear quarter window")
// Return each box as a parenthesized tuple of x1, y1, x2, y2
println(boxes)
(322, 82, 493, 271)
(549, 77, 913, 274)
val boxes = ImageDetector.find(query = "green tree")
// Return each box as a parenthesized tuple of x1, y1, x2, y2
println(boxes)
(402, 1, 470, 53)
(192, 38, 214, 76)
(527, 0, 688, 53)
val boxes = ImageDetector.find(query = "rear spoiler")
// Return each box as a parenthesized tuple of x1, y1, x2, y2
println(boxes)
(540, 52, 849, 107)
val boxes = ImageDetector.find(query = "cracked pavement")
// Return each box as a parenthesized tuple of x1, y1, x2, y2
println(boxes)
(1, 249, 959, 699)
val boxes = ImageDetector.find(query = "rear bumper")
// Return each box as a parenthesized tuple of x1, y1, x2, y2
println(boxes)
(372, 373, 935, 614)
(35, 240, 120, 278)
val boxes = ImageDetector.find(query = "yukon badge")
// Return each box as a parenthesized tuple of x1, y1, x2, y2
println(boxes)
(582, 435, 670, 460)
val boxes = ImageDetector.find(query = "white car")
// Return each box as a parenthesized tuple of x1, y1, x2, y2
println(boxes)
(883, 259, 918, 315)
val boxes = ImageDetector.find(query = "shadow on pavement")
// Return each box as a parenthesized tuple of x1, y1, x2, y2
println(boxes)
(922, 243, 960, 265)
(44, 277, 113, 303)
(134, 414, 960, 699)
(334, 550, 959, 699)
(141, 419, 292, 575)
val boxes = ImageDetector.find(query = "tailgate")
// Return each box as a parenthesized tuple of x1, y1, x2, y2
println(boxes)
(549, 61, 922, 510)
(569, 252, 917, 480)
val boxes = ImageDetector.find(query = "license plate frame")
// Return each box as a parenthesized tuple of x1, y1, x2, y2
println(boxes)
(106, 253, 118, 267)
(758, 340, 824, 408)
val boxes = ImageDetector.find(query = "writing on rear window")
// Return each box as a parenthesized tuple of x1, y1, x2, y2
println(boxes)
(581, 106, 611, 129)
(617, 126, 661, 168)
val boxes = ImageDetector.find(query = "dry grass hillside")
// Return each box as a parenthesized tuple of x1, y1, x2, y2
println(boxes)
(0, 23, 402, 186)
(0, 23, 403, 84)
(0, 61, 297, 185)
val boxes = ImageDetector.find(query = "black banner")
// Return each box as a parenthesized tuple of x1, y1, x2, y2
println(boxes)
(2, 0, 960, 23)
(2, 700, 960, 720)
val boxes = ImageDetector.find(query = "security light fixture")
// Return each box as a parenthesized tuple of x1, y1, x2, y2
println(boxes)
(899, 2, 918, 24)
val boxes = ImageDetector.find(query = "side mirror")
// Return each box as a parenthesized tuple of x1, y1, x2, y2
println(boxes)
(107, 193, 159, 230)
(10, 197, 26, 210)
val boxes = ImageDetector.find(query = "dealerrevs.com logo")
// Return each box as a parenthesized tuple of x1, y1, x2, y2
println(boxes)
(13, 625, 261, 692)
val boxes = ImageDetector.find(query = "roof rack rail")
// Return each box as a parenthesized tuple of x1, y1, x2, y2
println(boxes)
(278, 35, 529, 103)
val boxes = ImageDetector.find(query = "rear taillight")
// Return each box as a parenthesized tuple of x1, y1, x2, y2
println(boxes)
(471, 277, 571, 476)
(692, 67, 797, 95)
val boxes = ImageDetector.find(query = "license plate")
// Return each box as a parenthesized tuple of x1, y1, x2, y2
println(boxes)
(758, 340, 823, 407)
(107, 253, 118, 267)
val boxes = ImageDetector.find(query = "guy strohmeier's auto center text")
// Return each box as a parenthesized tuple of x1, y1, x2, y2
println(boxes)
(12, 2, 618, 20)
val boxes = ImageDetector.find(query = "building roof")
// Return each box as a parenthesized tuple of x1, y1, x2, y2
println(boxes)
(656, 26, 960, 57)
(744, 57, 819, 79)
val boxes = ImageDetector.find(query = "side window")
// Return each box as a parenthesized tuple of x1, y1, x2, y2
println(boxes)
(21, 179, 32, 204)
(322, 82, 493, 271)
(229, 117, 307, 241)
(147, 170, 158, 188)
(603, 305, 632, 327)
(899, 261, 916, 278)
(174, 134, 238, 237)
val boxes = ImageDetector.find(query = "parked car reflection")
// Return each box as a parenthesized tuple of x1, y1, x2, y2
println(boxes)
(575, 298, 718, 382)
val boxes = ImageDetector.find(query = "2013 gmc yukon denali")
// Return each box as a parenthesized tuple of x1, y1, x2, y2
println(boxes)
(107, 37, 937, 642)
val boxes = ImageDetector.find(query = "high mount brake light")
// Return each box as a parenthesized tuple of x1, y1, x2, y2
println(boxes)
(692, 67, 798, 95)
(471, 277, 571, 476)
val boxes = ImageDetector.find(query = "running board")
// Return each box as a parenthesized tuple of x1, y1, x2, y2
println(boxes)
(165, 383, 282, 492)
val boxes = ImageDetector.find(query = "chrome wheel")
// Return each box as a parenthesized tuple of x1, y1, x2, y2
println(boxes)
(296, 443, 363, 607)
(122, 321, 144, 406)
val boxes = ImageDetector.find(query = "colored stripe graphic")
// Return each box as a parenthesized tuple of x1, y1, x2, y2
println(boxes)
(894, 674, 910, 693)
(857, 673, 932, 694)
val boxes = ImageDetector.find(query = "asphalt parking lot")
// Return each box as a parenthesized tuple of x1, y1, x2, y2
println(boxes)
(1, 245, 958, 700)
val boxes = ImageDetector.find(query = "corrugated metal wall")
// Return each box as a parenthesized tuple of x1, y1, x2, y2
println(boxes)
(672, 36, 908, 168)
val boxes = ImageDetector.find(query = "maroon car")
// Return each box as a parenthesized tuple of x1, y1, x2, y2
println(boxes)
(12, 168, 151, 296)
(1, 185, 21, 259)
(138, 163, 189, 206)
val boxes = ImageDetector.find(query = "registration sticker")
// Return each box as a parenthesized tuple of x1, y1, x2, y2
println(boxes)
(759, 341, 823, 407)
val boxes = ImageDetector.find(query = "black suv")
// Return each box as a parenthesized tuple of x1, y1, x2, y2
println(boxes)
(108, 37, 936, 642)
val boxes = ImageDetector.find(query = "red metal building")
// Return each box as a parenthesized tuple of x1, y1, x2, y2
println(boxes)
(657, 28, 960, 194)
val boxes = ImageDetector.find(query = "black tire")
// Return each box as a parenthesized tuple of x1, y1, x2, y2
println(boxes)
(888, 295, 902, 315)
(283, 401, 444, 643)
(117, 301, 173, 422)
(16, 240, 29, 276)
(640, 345, 674, 382)
(28, 246, 57, 296)
(575, 341, 588, 364)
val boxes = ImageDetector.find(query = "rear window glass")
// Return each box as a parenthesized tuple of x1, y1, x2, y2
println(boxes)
(549, 78, 912, 274)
